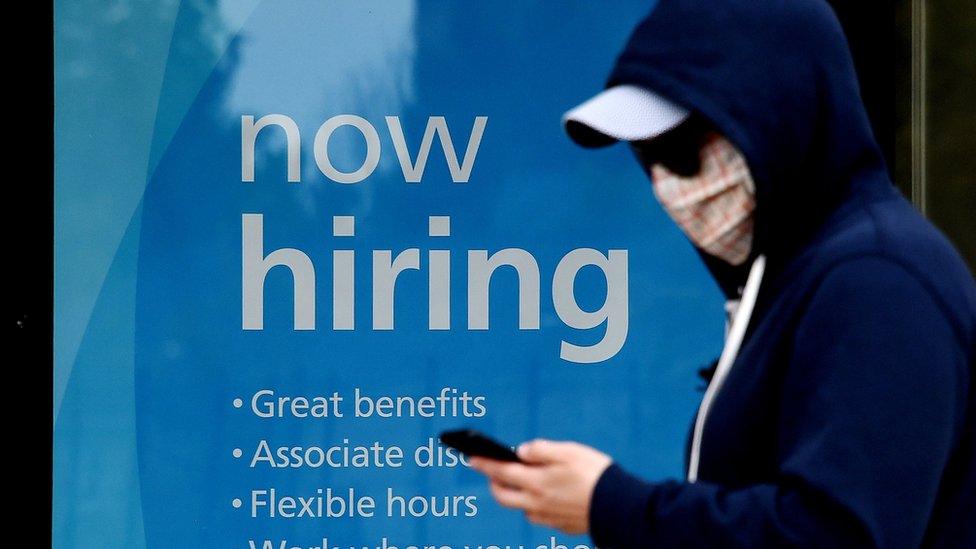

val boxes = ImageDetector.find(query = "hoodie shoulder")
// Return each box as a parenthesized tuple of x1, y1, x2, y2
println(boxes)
(799, 183, 976, 349)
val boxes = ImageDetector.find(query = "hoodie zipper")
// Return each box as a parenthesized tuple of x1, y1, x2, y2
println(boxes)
(688, 255, 766, 482)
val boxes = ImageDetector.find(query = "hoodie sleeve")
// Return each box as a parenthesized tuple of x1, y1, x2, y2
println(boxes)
(589, 256, 970, 548)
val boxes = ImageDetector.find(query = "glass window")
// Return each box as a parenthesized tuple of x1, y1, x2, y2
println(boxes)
(919, 0, 976, 270)
(830, 0, 975, 270)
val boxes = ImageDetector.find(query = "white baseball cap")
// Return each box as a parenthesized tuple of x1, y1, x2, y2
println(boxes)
(562, 84, 690, 148)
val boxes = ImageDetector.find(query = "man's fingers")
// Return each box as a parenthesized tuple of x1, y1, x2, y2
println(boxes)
(488, 479, 534, 511)
(517, 438, 571, 464)
(469, 458, 541, 490)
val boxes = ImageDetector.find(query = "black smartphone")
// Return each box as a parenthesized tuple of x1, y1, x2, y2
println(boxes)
(439, 429, 522, 462)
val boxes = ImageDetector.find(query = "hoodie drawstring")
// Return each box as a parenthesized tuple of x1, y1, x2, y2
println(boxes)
(688, 254, 766, 482)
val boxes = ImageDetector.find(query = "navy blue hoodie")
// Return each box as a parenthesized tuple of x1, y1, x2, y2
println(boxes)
(586, 1, 976, 547)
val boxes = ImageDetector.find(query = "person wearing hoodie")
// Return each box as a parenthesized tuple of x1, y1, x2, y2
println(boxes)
(468, 1, 976, 547)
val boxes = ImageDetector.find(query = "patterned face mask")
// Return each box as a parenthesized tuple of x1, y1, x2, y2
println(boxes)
(649, 134, 757, 266)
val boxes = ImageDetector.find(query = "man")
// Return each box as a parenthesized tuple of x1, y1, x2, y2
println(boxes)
(469, 1, 976, 547)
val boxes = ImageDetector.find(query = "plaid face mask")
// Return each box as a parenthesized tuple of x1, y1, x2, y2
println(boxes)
(650, 134, 756, 266)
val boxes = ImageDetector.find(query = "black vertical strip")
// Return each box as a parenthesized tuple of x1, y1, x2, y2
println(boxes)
(14, 0, 55, 544)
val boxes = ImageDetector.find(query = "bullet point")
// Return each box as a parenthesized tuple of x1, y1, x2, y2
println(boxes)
(232, 448, 243, 458)
(232, 498, 243, 509)
(233, 398, 243, 408)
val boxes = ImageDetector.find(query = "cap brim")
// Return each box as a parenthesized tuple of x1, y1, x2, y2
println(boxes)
(562, 84, 690, 148)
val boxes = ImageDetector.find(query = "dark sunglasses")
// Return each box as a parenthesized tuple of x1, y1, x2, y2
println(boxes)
(630, 115, 714, 178)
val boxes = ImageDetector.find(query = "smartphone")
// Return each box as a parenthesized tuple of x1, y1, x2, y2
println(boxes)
(439, 429, 522, 462)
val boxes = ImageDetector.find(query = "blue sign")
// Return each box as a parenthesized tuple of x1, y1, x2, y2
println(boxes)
(54, 2, 723, 547)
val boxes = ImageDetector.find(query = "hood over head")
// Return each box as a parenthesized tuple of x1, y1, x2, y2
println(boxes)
(604, 0, 891, 296)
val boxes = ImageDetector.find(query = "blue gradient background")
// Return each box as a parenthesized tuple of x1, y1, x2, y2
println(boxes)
(54, 2, 723, 547)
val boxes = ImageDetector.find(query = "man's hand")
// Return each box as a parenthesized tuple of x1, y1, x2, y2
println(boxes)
(469, 439, 613, 534)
